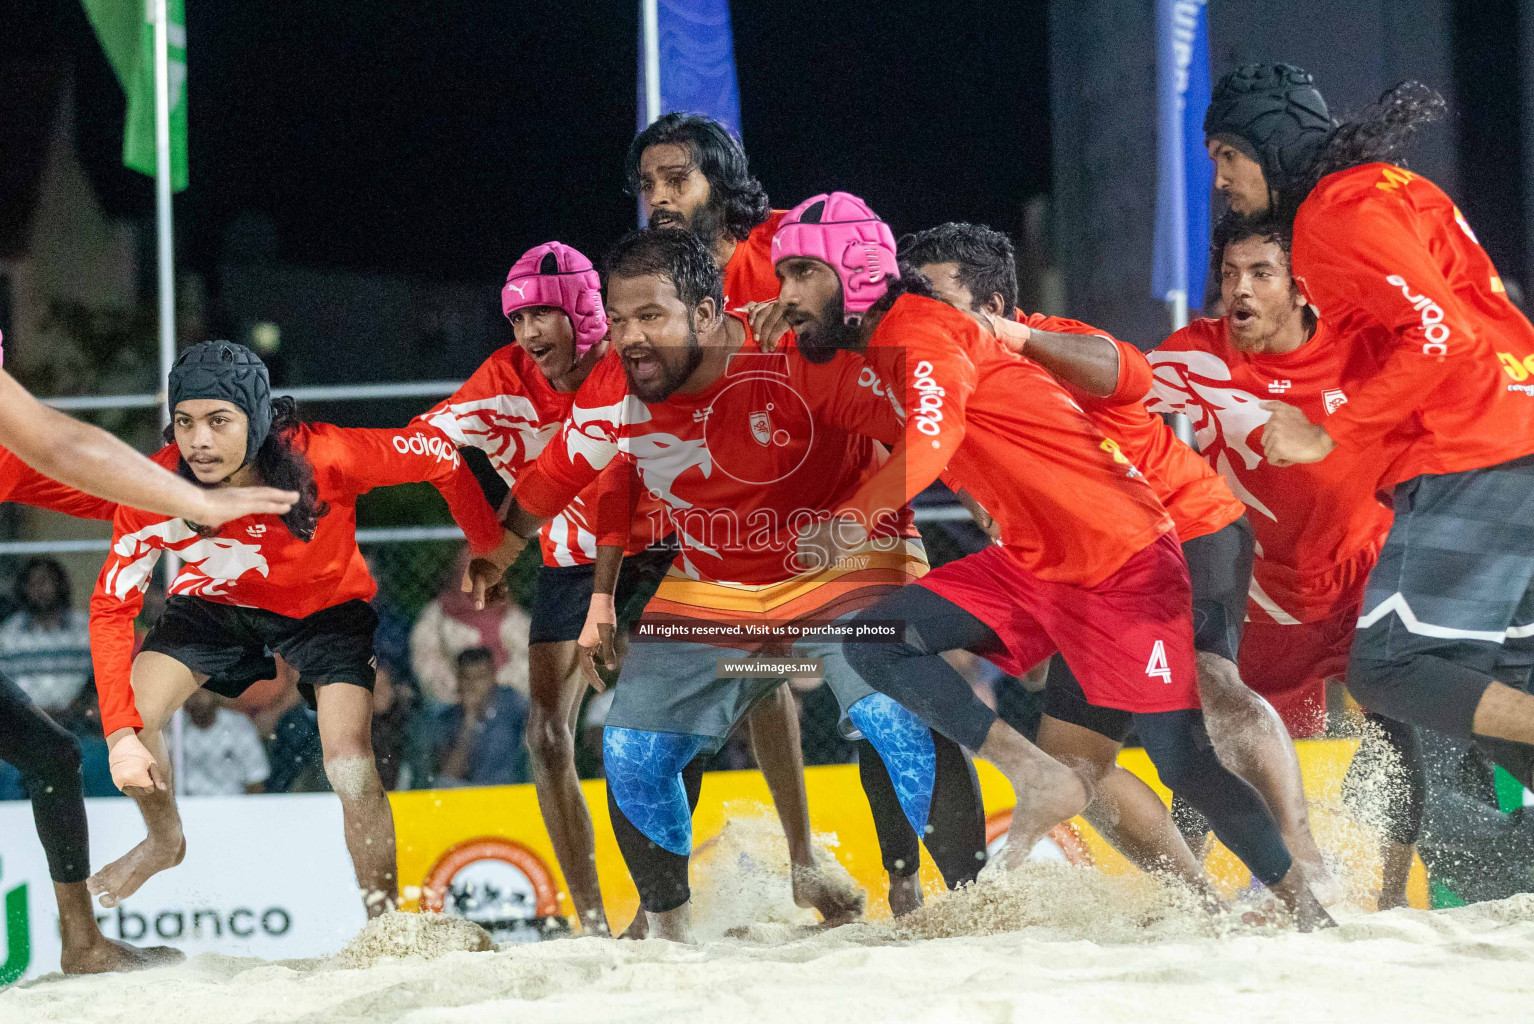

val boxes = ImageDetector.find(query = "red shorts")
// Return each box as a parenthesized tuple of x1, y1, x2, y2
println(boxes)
(1238, 597, 1360, 739)
(919, 532, 1199, 714)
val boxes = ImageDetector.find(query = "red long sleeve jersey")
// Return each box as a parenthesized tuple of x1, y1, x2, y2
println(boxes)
(839, 295, 1173, 588)
(0, 448, 117, 520)
(90, 422, 501, 735)
(1147, 317, 1407, 624)
(1292, 163, 1534, 487)
(1022, 313, 1244, 544)
(414, 343, 656, 566)
(514, 317, 916, 586)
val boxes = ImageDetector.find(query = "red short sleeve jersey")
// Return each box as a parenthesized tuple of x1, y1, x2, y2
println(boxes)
(723, 211, 787, 309)
(89, 422, 498, 736)
(1292, 163, 1534, 487)
(1022, 313, 1244, 544)
(1148, 317, 1406, 623)
(514, 315, 914, 586)
(415, 344, 657, 564)
(840, 295, 1173, 587)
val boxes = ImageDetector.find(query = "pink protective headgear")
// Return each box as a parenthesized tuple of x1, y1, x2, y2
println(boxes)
(501, 241, 607, 355)
(772, 192, 900, 320)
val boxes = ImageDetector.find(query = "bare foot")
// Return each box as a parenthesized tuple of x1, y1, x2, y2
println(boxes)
(887, 872, 923, 917)
(995, 767, 1091, 869)
(791, 860, 865, 925)
(61, 937, 185, 975)
(88, 834, 186, 908)
(1269, 868, 1336, 932)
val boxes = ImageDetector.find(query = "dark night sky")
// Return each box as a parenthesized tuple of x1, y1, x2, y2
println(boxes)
(16, 0, 1053, 285)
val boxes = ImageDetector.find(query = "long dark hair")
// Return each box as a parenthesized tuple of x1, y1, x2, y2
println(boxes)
(1277, 81, 1446, 222)
(167, 395, 328, 541)
(625, 113, 771, 243)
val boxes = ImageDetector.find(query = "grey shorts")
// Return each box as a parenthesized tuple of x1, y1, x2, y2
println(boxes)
(604, 613, 876, 753)
(1354, 453, 1534, 676)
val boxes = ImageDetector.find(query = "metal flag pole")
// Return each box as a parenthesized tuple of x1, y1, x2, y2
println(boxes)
(642, 0, 662, 126)
(151, 0, 186, 783)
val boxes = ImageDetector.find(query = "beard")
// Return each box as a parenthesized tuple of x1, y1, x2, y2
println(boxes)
(624, 324, 704, 403)
(791, 286, 860, 364)
(649, 197, 727, 248)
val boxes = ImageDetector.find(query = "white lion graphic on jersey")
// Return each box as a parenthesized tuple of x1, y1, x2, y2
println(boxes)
(1145, 349, 1277, 523)
(105, 519, 270, 601)
(425, 394, 552, 484)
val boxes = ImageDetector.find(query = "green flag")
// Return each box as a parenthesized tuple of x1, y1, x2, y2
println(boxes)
(81, 0, 188, 191)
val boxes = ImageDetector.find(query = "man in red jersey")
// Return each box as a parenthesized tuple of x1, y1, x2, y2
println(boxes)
(775, 192, 1331, 927)
(1148, 211, 1425, 906)
(900, 221, 1338, 902)
(626, 113, 863, 920)
(628, 112, 784, 312)
(501, 229, 988, 940)
(87, 342, 511, 918)
(1202, 65, 1534, 793)
(414, 241, 675, 935)
(0, 333, 290, 975)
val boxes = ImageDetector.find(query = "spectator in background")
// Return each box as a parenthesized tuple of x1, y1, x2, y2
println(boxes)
(0, 558, 92, 713)
(178, 689, 270, 796)
(254, 660, 327, 794)
(430, 647, 529, 787)
(410, 548, 531, 705)
(372, 656, 427, 791)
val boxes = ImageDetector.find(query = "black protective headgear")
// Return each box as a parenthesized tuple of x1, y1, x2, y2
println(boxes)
(1204, 63, 1334, 192)
(168, 340, 273, 468)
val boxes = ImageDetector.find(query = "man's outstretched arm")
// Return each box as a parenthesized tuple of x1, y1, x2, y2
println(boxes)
(988, 316, 1125, 398)
(0, 370, 296, 525)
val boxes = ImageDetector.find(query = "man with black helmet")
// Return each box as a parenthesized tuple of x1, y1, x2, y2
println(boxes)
(0, 333, 293, 975)
(1204, 64, 1534, 786)
(85, 341, 514, 917)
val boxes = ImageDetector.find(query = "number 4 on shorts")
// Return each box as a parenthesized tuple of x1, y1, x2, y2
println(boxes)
(1145, 640, 1172, 684)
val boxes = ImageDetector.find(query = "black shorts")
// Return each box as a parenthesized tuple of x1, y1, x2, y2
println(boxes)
(527, 541, 678, 646)
(141, 596, 378, 709)
(1043, 517, 1254, 742)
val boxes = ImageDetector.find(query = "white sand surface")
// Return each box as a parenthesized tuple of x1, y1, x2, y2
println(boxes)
(6, 864, 1532, 1024)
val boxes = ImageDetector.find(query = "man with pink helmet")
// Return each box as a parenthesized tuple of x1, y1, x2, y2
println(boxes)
(774, 192, 1333, 928)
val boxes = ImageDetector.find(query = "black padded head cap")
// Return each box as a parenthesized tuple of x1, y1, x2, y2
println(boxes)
(168, 340, 273, 467)
(1205, 63, 1334, 191)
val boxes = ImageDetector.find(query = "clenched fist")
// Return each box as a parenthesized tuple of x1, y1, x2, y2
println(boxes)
(1260, 401, 1338, 466)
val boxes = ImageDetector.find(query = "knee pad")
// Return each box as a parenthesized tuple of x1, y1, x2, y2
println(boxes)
(848, 694, 936, 837)
(603, 728, 706, 856)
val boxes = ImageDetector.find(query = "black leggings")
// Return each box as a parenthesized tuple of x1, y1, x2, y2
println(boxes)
(858, 736, 988, 886)
(846, 585, 1294, 886)
(0, 671, 89, 883)
(608, 736, 988, 913)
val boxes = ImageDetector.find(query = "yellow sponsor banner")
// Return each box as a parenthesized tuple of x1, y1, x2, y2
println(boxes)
(389, 737, 1426, 928)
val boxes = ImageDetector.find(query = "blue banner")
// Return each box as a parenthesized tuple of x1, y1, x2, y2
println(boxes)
(1151, 0, 1213, 314)
(638, 0, 742, 138)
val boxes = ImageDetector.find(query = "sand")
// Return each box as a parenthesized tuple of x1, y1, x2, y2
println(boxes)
(6, 864, 1533, 1024)
(8, 782, 1531, 1024)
